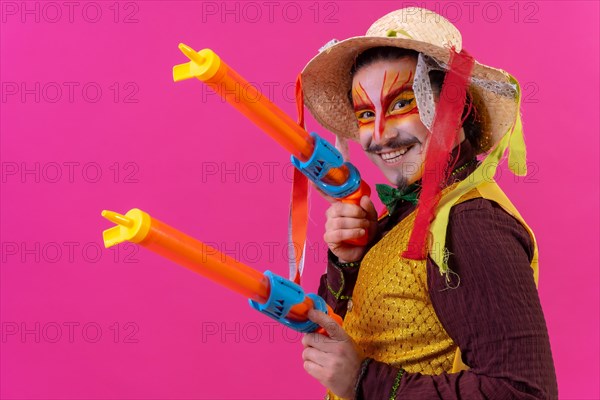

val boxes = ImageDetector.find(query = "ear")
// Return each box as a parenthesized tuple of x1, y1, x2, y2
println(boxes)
(457, 127, 466, 145)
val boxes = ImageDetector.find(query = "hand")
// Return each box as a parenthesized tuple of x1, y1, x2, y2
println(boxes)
(324, 196, 378, 263)
(302, 309, 363, 399)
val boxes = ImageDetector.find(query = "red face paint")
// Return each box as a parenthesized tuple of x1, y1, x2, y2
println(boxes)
(353, 82, 375, 121)
(353, 69, 417, 141)
(378, 70, 414, 138)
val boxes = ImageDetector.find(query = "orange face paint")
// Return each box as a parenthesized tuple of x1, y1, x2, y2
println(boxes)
(353, 82, 375, 125)
(378, 70, 415, 138)
(353, 69, 418, 142)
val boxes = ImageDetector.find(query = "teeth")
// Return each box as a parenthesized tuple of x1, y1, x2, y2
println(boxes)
(380, 146, 411, 163)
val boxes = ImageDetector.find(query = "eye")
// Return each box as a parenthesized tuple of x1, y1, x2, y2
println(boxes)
(357, 110, 375, 119)
(392, 98, 414, 111)
(388, 92, 417, 115)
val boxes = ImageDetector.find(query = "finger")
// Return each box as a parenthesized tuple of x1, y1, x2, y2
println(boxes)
(324, 228, 365, 244)
(302, 346, 328, 367)
(326, 202, 367, 219)
(303, 359, 326, 381)
(360, 195, 378, 221)
(314, 185, 337, 204)
(323, 195, 337, 205)
(308, 309, 348, 342)
(326, 217, 370, 231)
(303, 332, 336, 351)
(302, 332, 319, 348)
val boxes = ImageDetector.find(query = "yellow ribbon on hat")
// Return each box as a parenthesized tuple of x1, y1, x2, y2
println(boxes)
(429, 75, 528, 275)
(507, 76, 528, 176)
(386, 29, 413, 39)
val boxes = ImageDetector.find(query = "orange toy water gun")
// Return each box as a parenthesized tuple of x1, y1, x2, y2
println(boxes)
(172, 44, 370, 245)
(101, 208, 342, 334)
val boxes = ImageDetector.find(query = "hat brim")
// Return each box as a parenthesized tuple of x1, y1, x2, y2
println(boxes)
(301, 36, 518, 152)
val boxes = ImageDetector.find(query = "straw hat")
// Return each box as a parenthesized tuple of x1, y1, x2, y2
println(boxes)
(301, 7, 519, 152)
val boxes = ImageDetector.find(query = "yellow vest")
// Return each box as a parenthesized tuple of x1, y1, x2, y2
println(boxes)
(326, 180, 539, 400)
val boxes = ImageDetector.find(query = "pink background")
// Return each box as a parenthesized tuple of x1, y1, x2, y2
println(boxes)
(1, 1, 598, 399)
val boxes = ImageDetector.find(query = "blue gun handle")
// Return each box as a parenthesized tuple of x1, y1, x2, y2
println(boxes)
(248, 270, 328, 333)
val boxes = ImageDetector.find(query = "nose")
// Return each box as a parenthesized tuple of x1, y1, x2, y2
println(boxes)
(373, 114, 395, 145)
(373, 114, 384, 144)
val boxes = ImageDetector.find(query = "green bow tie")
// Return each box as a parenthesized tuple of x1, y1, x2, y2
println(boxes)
(375, 159, 479, 215)
(375, 182, 421, 215)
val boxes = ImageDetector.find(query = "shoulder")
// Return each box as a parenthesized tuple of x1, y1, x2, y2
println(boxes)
(450, 195, 504, 216)
(427, 196, 538, 297)
(447, 197, 535, 263)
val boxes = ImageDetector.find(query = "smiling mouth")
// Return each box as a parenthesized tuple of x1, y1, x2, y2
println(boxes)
(378, 144, 417, 164)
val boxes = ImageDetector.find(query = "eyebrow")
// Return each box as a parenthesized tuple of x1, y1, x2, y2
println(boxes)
(382, 83, 414, 108)
(352, 71, 415, 111)
(381, 70, 414, 110)
(353, 82, 375, 111)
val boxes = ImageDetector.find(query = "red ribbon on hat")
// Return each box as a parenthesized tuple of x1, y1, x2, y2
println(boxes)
(402, 47, 475, 260)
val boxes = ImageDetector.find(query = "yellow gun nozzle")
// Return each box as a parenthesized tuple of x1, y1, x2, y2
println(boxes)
(173, 44, 220, 82)
(102, 210, 134, 227)
(178, 43, 205, 65)
(101, 208, 151, 248)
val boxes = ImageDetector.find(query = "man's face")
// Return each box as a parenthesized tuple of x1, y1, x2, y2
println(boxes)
(351, 57, 465, 189)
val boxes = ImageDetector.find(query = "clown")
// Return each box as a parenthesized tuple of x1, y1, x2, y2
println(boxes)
(298, 8, 557, 400)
